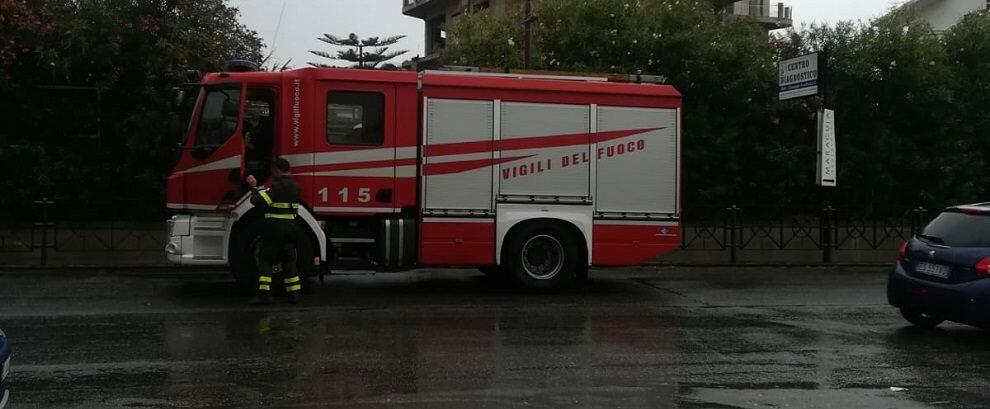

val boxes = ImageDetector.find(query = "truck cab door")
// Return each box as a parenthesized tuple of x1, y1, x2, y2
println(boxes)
(168, 84, 246, 212)
(242, 87, 279, 187)
(309, 81, 398, 215)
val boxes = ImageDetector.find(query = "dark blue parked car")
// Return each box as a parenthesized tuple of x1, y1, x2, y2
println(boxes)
(0, 327, 8, 409)
(889, 204, 990, 329)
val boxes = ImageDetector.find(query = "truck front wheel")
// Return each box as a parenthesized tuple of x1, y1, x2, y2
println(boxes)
(229, 218, 316, 295)
(503, 222, 581, 291)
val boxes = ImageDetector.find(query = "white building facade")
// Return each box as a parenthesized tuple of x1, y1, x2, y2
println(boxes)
(902, 0, 990, 33)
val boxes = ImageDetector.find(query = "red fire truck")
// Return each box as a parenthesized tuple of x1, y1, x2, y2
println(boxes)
(165, 65, 681, 290)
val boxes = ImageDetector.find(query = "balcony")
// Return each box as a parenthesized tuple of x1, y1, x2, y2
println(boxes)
(403, 0, 453, 19)
(725, 0, 794, 30)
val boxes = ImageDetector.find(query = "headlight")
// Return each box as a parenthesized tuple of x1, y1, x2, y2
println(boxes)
(167, 215, 191, 237)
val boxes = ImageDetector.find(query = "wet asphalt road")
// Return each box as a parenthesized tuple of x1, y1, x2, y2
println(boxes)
(1, 266, 990, 408)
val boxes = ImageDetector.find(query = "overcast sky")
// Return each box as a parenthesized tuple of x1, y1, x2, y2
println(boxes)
(228, 0, 906, 68)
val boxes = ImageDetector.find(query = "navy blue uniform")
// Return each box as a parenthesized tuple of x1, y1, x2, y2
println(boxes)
(250, 175, 302, 295)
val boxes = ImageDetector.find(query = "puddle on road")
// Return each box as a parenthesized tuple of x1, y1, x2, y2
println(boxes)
(684, 387, 935, 409)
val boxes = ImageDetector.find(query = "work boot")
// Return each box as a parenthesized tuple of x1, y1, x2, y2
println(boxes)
(250, 293, 272, 306)
(288, 292, 301, 305)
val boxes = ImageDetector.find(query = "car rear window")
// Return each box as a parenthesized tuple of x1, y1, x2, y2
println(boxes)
(920, 211, 990, 247)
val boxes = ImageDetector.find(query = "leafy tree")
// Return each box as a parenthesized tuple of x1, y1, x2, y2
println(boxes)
(941, 12, 990, 201)
(445, 0, 990, 211)
(309, 33, 407, 68)
(448, 0, 780, 208)
(0, 0, 264, 220)
(778, 9, 958, 208)
(444, 8, 524, 69)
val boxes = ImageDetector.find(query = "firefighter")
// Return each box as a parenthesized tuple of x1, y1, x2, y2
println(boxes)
(245, 158, 303, 305)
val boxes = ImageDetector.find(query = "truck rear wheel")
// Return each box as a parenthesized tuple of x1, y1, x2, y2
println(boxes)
(229, 218, 316, 295)
(503, 222, 581, 291)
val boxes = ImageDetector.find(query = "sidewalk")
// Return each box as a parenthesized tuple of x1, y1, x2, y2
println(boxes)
(0, 248, 899, 269)
(0, 250, 171, 269)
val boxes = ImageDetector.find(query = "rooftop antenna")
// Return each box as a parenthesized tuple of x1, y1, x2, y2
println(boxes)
(269, 0, 288, 58)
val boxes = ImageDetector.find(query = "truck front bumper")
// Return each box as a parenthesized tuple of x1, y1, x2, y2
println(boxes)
(165, 214, 230, 266)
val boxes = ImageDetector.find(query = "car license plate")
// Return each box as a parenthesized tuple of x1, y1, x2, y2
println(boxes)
(916, 262, 951, 278)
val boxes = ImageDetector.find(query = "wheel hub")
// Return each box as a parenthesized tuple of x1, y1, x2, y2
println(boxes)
(521, 235, 564, 280)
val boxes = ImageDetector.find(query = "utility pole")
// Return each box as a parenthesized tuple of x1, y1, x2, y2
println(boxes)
(522, 0, 536, 69)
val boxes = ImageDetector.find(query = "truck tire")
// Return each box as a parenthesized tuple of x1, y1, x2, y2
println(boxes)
(502, 222, 580, 291)
(229, 218, 317, 295)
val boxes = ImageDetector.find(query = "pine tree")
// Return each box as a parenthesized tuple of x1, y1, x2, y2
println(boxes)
(309, 33, 408, 69)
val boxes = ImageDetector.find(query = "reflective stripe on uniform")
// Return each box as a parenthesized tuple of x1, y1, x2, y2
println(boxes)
(258, 284, 271, 291)
(286, 284, 302, 292)
(259, 276, 272, 283)
(270, 202, 300, 209)
(259, 190, 273, 205)
(284, 276, 300, 284)
(265, 213, 297, 220)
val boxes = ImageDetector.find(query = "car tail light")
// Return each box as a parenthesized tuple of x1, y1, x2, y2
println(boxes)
(898, 241, 908, 259)
(975, 257, 990, 279)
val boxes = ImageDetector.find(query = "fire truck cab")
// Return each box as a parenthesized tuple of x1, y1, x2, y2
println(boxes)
(165, 66, 682, 291)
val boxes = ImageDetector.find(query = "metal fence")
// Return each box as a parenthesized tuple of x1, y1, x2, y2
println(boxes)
(680, 206, 931, 263)
(0, 200, 936, 266)
(0, 199, 166, 265)
(0, 223, 165, 251)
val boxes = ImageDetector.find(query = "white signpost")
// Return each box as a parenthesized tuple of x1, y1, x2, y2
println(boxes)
(816, 108, 837, 187)
(779, 53, 820, 101)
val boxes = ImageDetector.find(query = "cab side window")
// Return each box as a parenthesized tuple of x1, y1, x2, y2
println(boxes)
(326, 91, 384, 146)
(196, 88, 242, 148)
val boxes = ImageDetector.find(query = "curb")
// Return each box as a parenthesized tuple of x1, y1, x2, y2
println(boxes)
(643, 263, 891, 268)
(0, 263, 892, 271)
(0, 265, 226, 273)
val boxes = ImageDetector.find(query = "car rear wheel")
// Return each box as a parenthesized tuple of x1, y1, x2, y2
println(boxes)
(900, 308, 944, 329)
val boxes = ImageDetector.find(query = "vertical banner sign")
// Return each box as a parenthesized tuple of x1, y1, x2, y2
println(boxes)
(816, 108, 837, 187)
(779, 53, 820, 101)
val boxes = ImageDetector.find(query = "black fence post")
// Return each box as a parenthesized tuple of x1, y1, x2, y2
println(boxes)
(821, 205, 836, 264)
(32, 198, 56, 266)
(726, 205, 741, 264)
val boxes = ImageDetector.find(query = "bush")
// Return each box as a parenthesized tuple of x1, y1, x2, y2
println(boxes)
(0, 0, 263, 220)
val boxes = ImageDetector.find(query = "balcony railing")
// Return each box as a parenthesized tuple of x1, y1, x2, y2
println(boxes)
(726, 0, 792, 29)
(403, 0, 446, 18)
(740, 0, 792, 20)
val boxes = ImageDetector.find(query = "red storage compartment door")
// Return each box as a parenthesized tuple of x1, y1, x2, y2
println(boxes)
(419, 218, 495, 266)
(593, 221, 680, 265)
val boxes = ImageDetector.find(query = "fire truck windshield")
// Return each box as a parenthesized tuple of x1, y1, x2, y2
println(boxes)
(192, 86, 242, 151)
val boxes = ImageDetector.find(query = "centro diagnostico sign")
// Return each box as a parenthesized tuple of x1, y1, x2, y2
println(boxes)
(779, 52, 820, 101)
